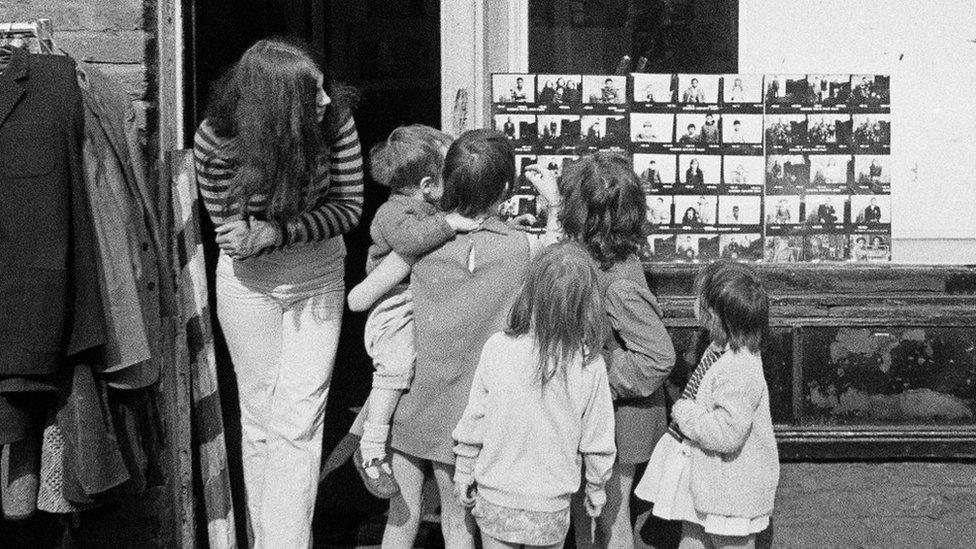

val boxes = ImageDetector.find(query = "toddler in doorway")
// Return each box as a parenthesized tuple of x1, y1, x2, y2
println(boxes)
(452, 241, 617, 549)
(635, 260, 780, 549)
(346, 125, 481, 498)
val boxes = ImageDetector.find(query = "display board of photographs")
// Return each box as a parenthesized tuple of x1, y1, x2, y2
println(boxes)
(633, 74, 765, 263)
(764, 74, 890, 263)
(492, 74, 629, 233)
(490, 72, 890, 262)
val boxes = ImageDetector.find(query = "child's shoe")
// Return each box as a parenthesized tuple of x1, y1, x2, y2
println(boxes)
(353, 447, 400, 499)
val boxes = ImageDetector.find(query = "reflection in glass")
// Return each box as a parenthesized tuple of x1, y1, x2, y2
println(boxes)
(803, 327, 976, 426)
(528, 0, 738, 74)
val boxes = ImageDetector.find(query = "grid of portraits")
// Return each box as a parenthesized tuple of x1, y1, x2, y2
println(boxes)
(491, 73, 891, 262)
(763, 73, 891, 263)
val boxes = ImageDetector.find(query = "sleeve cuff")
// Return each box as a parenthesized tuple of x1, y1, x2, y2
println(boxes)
(435, 214, 455, 238)
(453, 454, 476, 484)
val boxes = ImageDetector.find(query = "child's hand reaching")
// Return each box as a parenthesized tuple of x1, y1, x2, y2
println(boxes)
(506, 213, 538, 231)
(523, 164, 562, 207)
(454, 479, 477, 508)
(444, 212, 484, 233)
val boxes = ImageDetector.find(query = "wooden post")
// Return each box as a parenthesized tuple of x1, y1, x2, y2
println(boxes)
(155, 2, 195, 547)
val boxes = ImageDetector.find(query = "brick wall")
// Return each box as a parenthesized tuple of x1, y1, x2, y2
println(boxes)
(771, 462, 976, 548)
(1, 0, 153, 127)
(0, 1, 166, 546)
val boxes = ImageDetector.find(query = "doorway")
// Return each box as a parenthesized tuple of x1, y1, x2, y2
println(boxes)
(185, 1, 442, 545)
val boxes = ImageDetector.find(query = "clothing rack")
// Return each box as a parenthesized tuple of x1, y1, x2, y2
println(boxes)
(0, 19, 57, 54)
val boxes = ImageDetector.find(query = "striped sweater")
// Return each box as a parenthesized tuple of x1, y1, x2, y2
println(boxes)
(192, 111, 364, 249)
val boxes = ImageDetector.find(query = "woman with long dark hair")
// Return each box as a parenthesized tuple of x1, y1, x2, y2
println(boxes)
(193, 39, 363, 547)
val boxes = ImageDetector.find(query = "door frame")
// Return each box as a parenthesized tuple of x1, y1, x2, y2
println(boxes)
(440, 0, 529, 133)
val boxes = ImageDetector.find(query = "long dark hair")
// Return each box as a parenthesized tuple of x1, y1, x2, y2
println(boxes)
(506, 242, 609, 384)
(558, 153, 646, 270)
(205, 38, 355, 225)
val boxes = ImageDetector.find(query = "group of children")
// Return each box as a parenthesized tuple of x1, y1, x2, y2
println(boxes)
(347, 124, 780, 549)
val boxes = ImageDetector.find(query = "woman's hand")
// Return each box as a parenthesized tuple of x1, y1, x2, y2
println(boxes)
(215, 216, 281, 259)
(523, 164, 562, 206)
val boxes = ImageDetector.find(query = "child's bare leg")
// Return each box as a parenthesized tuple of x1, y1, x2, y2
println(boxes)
(481, 535, 518, 549)
(605, 462, 636, 549)
(678, 522, 711, 549)
(432, 462, 476, 549)
(382, 451, 425, 549)
(570, 485, 594, 549)
(571, 462, 632, 549)
(360, 388, 402, 465)
(710, 533, 755, 549)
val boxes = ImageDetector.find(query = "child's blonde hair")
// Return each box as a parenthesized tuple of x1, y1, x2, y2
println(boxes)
(506, 242, 609, 383)
(369, 125, 453, 190)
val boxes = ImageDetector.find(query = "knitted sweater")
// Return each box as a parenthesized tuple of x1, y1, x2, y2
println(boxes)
(453, 332, 616, 512)
(671, 348, 780, 518)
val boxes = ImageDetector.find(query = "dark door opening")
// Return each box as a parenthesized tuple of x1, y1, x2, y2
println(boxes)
(185, 1, 441, 545)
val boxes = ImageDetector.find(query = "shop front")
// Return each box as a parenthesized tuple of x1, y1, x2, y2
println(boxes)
(2, 1, 975, 547)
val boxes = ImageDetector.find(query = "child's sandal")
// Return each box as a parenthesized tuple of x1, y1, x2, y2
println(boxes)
(353, 447, 400, 499)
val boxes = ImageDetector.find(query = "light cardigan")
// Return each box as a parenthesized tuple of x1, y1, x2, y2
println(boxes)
(671, 347, 780, 518)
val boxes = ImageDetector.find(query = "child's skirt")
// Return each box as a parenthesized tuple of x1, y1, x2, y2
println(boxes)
(634, 432, 770, 537)
(471, 496, 570, 546)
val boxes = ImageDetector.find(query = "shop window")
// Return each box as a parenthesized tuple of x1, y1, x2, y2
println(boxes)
(528, 0, 738, 74)
(801, 327, 976, 427)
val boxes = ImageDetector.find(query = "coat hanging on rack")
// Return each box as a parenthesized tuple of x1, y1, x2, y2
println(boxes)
(0, 19, 167, 524)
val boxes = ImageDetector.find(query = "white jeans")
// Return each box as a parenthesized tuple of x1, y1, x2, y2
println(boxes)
(216, 241, 345, 549)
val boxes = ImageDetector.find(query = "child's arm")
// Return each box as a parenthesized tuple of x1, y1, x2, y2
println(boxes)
(579, 355, 617, 517)
(380, 202, 478, 259)
(523, 167, 564, 256)
(671, 355, 765, 454)
(347, 252, 412, 312)
(603, 280, 677, 399)
(451, 343, 492, 507)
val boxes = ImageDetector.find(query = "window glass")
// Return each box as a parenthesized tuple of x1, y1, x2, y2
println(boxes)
(802, 327, 976, 426)
(528, 0, 738, 74)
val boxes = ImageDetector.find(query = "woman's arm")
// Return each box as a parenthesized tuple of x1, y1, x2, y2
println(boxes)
(672, 357, 765, 454)
(602, 280, 677, 399)
(347, 252, 412, 312)
(278, 112, 365, 246)
(194, 123, 241, 228)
